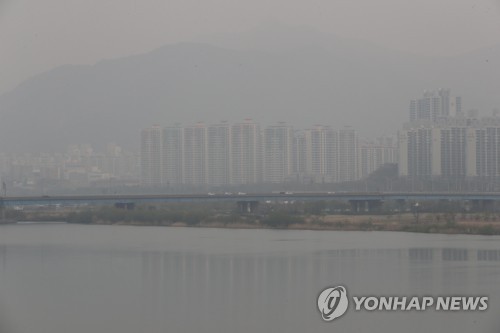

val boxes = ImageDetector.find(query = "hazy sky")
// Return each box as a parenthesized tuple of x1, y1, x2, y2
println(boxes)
(1, 0, 500, 94)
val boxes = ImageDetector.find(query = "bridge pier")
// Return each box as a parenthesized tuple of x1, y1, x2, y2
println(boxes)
(396, 199, 406, 211)
(349, 200, 362, 213)
(484, 199, 494, 212)
(114, 202, 135, 210)
(237, 201, 259, 214)
(349, 200, 382, 214)
(471, 199, 495, 212)
(367, 200, 383, 213)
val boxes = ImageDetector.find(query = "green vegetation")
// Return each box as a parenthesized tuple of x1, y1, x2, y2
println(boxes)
(303, 201, 327, 215)
(4, 209, 26, 220)
(66, 205, 212, 226)
(7, 200, 500, 236)
(63, 203, 254, 226)
(478, 225, 495, 235)
(261, 212, 305, 227)
(359, 221, 374, 230)
(67, 210, 93, 224)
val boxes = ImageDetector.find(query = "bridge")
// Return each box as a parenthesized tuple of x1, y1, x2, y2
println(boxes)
(1, 192, 500, 213)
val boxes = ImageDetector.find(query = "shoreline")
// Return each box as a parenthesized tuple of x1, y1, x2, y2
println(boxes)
(12, 208, 500, 236)
(88, 217, 500, 236)
(7, 218, 500, 236)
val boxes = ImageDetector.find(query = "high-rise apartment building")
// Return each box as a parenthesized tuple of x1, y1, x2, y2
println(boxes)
(439, 126, 467, 177)
(140, 125, 162, 186)
(140, 121, 381, 186)
(358, 137, 398, 179)
(409, 89, 462, 122)
(399, 115, 500, 178)
(183, 123, 207, 185)
(162, 125, 183, 186)
(231, 120, 262, 185)
(292, 131, 307, 181)
(467, 117, 500, 178)
(305, 126, 338, 183)
(399, 122, 465, 178)
(338, 127, 358, 182)
(207, 122, 231, 186)
(402, 90, 470, 179)
(263, 124, 293, 183)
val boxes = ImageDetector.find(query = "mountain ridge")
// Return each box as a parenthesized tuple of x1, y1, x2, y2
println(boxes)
(1, 28, 499, 152)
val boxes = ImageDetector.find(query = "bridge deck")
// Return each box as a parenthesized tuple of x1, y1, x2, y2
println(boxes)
(1, 192, 500, 206)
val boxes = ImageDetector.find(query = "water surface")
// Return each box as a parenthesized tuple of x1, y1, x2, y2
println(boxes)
(0, 224, 499, 333)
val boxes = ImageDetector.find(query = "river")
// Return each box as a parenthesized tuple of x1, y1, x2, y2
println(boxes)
(0, 223, 499, 332)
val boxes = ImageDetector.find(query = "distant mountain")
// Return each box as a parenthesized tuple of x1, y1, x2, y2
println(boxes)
(0, 26, 499, 152)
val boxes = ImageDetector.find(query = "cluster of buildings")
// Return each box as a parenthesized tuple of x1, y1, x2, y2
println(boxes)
(6, 88, 495, 192)
(399, 89, 500, 179)
(0, 144, 140, 189)
(141, 120, 397, 186)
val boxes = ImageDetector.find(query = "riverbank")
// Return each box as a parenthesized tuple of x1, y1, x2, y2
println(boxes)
(12, 206, 500, 235)
(90, 213, 500, 235)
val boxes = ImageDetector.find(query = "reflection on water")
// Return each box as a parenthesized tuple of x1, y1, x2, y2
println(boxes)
(477, 249, 500, 261)
(0, 225, 499, 333)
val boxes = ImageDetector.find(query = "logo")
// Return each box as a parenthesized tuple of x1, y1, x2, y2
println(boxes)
(317, 286, 349, 321)
(318, 285, 489, 323)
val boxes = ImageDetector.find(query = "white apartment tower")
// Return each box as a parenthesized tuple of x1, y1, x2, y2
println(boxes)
(162, 125, 183, 186)
(410, 89, 462, 122)
(183, 123, 207, 185)
(305, 126, 338, 183)
(264, 124, 293, 183)
(338, 127, 358, 182)
(140, 121, 392, 186)
(292, 131, 307, 181)
(468, 117, 500, 178)
(231, 120, 262, 185)
(398, 126, 434, 177)
(140, 125, 162, 186)
(207, 122, 231, 186)
(358, 137, 398, 179)
(398, 116, 492, 178)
